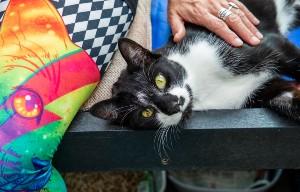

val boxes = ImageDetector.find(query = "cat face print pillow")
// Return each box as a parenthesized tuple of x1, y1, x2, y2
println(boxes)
(0, 0, 99, 191)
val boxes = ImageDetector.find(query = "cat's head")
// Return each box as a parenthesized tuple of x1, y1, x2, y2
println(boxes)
(91, 38, 193, 129)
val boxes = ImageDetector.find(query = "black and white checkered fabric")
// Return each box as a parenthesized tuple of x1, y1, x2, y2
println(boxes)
(0, 0, 133, 74)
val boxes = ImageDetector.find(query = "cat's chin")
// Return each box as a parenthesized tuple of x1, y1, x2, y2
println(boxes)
(156, 105, 192, 128)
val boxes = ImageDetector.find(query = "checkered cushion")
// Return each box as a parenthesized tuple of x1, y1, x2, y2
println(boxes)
(0, 0, 133, 74)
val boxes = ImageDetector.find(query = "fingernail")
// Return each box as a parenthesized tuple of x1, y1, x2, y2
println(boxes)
(256, 32, 263, 39)
(233, 38, 243, 47)
(254, 18, 260, 25)
(251, 36, 260, 45)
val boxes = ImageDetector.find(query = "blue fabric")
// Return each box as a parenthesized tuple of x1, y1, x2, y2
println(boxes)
(282, 27, 300, 80)
(151, 0, 171, 49)
(287, 28, 300, 48)
(151, 0, 300, 49)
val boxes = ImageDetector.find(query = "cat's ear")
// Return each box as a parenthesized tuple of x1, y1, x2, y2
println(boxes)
(90, 99, 119, 120)
(118, 38, 160, 72)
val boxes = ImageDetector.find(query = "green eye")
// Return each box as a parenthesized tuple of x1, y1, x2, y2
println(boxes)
(142, 108, 154, 118)
(155, 73, 167, 90)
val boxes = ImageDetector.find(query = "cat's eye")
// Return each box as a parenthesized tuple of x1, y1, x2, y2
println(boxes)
(155, 73, 167, 90)
(142, 108, 154, 118)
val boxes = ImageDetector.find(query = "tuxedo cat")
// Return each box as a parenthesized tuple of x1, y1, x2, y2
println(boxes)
(91, 0, 300, 130)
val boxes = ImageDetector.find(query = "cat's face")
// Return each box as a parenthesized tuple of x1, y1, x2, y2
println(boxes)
(91, 38, 193, 129)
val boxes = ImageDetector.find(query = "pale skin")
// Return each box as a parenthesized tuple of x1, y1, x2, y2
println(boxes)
(168, 0, 263, 47)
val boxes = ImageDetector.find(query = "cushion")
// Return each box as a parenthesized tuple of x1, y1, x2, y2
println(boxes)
(0, 0, 99, 191)
(82, 0, 152, 110)
(0, 0, 134, 76)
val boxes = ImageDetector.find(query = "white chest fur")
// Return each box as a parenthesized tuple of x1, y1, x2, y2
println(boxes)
(167, 41, 272, 111)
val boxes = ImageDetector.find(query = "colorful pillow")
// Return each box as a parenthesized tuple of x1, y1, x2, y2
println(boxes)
(0, 0, 134, 76)
(0, 0, 99, 191)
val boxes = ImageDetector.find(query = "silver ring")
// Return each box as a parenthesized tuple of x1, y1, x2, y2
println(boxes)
(228, 2, 239, 10)
(218, 7, 232, 21)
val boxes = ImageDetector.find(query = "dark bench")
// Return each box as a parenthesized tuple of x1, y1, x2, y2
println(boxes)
(53, 108, 300, 172)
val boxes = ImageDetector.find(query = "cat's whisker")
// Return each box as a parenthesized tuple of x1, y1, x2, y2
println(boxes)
(170, 125, 180, 148)
(157, 129, 166, 158)
(154, 117, 184, 159)
(166, 126, 173, 151)
(156, 127, 166, 157)
(142, 63, 151, 83)
(154, 124, 175, 160)
(162, 128, 171, 159)
(110, 105, 135, 113)
(154, 126, 164, 146)
(166, 126, 175, 150)
(286, 58, 297, 63)
(147, 61, 155, 81)
(120, 106, 137, 129)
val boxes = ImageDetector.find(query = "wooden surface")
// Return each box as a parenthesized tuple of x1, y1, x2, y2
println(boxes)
(53, 108, 300, 172)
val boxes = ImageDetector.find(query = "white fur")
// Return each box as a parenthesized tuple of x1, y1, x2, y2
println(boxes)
(137, 92, 148, 105)
(156, 112, 182, 127)
(281, 91, 294, 98)
(167, 41, 273, 111)
(274, 0, 297, 35)
(168, 86, 191, 112)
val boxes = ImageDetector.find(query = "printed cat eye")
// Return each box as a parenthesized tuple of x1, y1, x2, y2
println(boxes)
(142, 108, 154, 118)
(155, 73, 167, 90)
(11, 89, 43, 119)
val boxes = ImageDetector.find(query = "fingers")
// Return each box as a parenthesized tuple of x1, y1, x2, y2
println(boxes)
(229, 0, 260, 25)
(167, 0, 262, 46)
(212, 0, 262, 46)
(225, 12, 260, 46)
(234, 10, 263, 39)
(202, 13, 243, 47)
(169, 11, 186, 43)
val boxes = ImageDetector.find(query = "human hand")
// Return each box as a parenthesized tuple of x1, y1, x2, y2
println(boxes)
(168, 0, 263, 47)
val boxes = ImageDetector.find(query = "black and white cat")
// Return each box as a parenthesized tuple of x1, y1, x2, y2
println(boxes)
(91, 0, 300, 130)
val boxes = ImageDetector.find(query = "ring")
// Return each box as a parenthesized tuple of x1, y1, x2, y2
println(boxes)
(228, 2, 239, 10)
(218, 7, 232, 21)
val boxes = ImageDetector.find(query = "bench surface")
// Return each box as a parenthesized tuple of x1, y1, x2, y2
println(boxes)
(53, 108, 300, 172)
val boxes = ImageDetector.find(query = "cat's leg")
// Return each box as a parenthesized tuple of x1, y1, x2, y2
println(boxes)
(40, 167, 67, 192)
(254, 78, 300, 121)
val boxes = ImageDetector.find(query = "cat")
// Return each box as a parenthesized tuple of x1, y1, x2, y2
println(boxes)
(91, 0, 300, 131)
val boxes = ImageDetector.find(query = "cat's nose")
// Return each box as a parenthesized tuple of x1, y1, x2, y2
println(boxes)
(165, 97, 181, 115)
(178, 96, 185, 106)
(152, 94, 181, 115)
